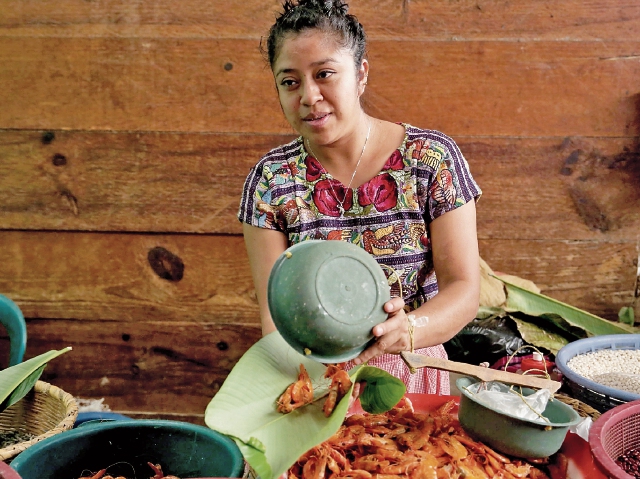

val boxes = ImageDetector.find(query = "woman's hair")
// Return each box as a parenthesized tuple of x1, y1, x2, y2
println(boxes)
(263, 0, 367, 70)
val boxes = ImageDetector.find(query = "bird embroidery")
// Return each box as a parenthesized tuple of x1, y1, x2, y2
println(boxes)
(362, 223, 404, 256)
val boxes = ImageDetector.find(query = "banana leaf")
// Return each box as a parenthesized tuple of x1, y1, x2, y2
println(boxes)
(0, 347, 72, 412)
(619, 307, 635, 326)
(495, 275, 638, 336)
(510, 317, 569, 355)
(204, 332, 405, 479)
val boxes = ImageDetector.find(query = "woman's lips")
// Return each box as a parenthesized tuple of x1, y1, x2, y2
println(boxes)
(303, 113, 331, 128)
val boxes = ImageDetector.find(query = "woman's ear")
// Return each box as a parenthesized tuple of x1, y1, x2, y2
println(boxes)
(358, 59, 370, 96)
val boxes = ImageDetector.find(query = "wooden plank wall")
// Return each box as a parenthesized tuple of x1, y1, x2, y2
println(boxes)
(0, 1, 639, 423)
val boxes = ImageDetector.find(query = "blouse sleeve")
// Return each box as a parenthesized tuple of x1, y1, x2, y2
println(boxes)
(237, 160, 285, 232)
(426, 134, 482, 222)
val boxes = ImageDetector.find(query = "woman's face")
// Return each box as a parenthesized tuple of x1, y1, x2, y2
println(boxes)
(272, 29, 368, 146)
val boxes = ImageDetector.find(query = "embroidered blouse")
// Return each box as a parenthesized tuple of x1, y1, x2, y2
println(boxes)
(238, 124, 482, 394)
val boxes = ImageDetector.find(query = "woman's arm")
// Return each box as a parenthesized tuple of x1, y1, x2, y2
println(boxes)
(242, 223, 289, 336)
(353, 200, 480, 365)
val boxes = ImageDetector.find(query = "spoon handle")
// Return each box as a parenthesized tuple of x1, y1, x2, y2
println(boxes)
(400, 352, 561, 394)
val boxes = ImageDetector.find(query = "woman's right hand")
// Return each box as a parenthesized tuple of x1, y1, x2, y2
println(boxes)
(352, 297, 411, 365)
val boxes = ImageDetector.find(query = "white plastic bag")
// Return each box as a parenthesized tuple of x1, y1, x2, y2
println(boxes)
(467, 381, 551, 422)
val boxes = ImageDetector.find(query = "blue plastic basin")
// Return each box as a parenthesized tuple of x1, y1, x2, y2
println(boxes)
(555, 334, 640, 403)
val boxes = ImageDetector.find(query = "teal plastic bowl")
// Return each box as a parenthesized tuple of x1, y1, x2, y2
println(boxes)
(10, 420, 244, 479)
(456, 376, 581, 458)
(268, 240, 390, 363)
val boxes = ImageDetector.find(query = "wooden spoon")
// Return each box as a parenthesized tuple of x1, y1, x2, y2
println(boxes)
(400, 352, 562, 394)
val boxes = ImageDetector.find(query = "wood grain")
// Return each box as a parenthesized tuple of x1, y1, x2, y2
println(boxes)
(0, 230, 635, 322)
(2, 1, 639, 41)
(1, 38, 639, 137)
(0, 231, 260, 322)
(478, 238, 639, 321)
(2, 131, 638, 242)
(0, 129, 292, 234)
(12, 319, 262, 414)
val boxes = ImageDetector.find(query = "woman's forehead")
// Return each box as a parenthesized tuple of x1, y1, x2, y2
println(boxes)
(273, 30, 352, 71)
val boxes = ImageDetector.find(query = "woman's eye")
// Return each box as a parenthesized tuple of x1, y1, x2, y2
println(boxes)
(280, 79, 298, 89)
(317, 70, 334, 79)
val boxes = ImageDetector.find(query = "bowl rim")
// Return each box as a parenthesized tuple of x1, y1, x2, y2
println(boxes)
(456, 376, 582, 427)
(555, 334, 640, 402)
(10, 419, 244, 476)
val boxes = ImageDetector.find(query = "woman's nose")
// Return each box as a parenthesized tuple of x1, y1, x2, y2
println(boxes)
(300, 80, 322, 106)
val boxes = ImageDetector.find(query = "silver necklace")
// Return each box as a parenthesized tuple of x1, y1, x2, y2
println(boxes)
(305, 121, 372, 215)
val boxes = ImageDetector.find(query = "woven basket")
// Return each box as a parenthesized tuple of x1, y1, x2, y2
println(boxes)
(0, 380, 78, 462)
(554, 391, 601, 421)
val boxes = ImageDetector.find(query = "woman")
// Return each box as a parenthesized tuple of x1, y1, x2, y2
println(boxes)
(238, 0, 481, 394)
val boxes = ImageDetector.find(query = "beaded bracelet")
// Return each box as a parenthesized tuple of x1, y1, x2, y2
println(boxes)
(407, 315, 429, 373)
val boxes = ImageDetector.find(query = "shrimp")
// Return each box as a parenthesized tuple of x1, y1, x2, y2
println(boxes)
(323, 364, 352, 417)
(277, 364, 314, 413)
(288, 395, 562, 479)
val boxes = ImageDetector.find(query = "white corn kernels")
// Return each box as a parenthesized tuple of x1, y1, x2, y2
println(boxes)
(566, 349, 640, 395)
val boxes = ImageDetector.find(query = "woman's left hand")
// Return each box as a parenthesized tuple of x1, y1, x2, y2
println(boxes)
(352, 297, 412, 365)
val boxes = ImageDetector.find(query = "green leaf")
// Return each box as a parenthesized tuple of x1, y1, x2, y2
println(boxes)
(357, 366, 406, 414)
(510, 317, 569, 355)
(204, 332, 405, 479)
(619, 307, 635, 326)
(0, 347, 72, 412)
(508, 311, 585, 343)
(494, 275, 638, 336)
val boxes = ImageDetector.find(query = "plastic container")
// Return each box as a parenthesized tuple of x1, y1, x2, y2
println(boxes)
(0, 294, 26, 367)
(267, 240, 390, 362)
(10, 419, 244, 479)
(456, 376, 581, 458)
(556, 335, 640, 413)
(520, 352, 554, 374)
(589, 399, 640, 479)
(516, 352, 561, 381)
(0, 461, 21, 479)
(73, 411, 132, 427)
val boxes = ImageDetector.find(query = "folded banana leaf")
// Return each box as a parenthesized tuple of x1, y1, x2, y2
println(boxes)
(204, 332, 405, 479)
(495, 275, 637, 336)
(0, 347, 72, 413)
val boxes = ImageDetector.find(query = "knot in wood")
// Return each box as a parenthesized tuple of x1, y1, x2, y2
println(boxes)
(147, 246, 184, 282)
(52, 153, 67, 166)
(41, 131, 55, 144)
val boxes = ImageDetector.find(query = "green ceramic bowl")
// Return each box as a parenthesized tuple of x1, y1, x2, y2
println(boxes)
(456, 376, 582, 458)
(268, 240, 390, 363)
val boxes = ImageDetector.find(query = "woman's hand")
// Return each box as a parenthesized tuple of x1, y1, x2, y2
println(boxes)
(352, 297, 411, 365)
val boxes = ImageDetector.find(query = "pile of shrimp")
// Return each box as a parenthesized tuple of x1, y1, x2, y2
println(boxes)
(288, 398, 568, 479)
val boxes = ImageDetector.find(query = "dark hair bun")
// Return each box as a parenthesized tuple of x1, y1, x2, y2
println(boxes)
(293, 0, 349, 17)
(265, 0, 366, 68)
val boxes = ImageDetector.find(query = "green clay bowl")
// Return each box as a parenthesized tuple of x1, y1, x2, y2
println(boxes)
(456, 376, 582, 458)
(267, 240, 390, 363)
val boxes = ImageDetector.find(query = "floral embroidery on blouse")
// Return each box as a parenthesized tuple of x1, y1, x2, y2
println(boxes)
(238, 124, 481, 310)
